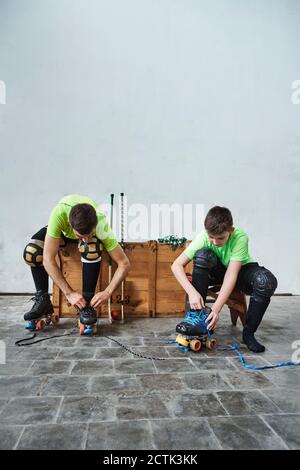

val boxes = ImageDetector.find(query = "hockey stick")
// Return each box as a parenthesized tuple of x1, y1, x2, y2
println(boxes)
(108, 193, 114, 324)
(120, 192, 125, 324)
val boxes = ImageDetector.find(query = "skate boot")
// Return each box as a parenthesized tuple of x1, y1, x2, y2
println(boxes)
(24, 291, 56, 330)
(78, 305, 98, 335)
(175, 307, 217, 352)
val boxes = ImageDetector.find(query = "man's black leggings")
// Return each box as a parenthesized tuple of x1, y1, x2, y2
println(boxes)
(24, 226, 101, 303)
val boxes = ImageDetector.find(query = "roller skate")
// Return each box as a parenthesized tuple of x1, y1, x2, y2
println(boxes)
(175, 307, 217, 352)
(78, 305, 98, 335)
(24, 291, 59, 331)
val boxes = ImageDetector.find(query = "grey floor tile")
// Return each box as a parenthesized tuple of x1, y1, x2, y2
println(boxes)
(262, 388, 300, 413)
(0, 425, 24, 450)
(0, 397, 60, 425)
(0, 361, 33, 376)
(263, 414, 300, 449)
(208, 415, 287, 449)
(168, 392, 227, 418)
(56, 347, 96, 360)
(190, 357, 237, 371)
(182, 372, 232, 391)
(117, 395, 170, 420)
(40, 375, 90, 396)
(17, 423, 87, 450)
(77, 336, 111, 348)
(86, 421, 155, 450)
(27, 360, 72, 375)
(114, 358, 156, 375)
(130, 347, 169, 359)
(154, 358, 198, 374)
(138, 373, 185, 391)
(0, 376, 43, 398)
(150, 418, 221, 450)
(108, 337, 144, 347)
(94, 347, 133, 359)
(216, 390, 281, 415)
(6, 346, 60, 361)
(71, 360, 114, 376)
(260, 367, 300, 388)
(57, 395, 116, 423)
(222, 370, 274, 390)
(90, 375, 141, 393)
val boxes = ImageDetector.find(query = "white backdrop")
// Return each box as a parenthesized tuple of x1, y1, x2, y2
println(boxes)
(0, 0, 299, 293)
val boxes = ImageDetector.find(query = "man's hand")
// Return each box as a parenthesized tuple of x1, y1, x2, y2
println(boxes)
(206, 308, 220, 331)
(66, 291, 86, 309)
(90, 291, 110, 308)
(188, 291, 205, 310)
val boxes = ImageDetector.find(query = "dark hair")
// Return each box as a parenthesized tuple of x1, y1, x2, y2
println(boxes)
(204, 206, 233, 235)
(69, 204, 97, 234)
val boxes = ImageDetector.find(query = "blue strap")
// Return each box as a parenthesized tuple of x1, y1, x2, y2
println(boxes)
(219, 343, 300, 370)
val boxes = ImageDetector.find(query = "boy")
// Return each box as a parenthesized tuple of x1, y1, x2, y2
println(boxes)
(23, 194, 130, 326)
(171, 206, 277, 353)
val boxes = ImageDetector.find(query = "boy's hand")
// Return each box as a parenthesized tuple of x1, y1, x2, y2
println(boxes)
(188, 292, 205, 310)
(90, 291, 110, 308)
(206, 308, 220, 331)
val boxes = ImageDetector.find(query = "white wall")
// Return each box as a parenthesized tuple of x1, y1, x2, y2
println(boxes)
(0, 0, 299, 293)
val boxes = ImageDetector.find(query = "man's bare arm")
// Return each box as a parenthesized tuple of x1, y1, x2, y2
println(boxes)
(90, 244, 130, 308)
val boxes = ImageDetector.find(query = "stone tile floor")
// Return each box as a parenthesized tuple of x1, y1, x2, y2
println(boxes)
(0, 295, 299, 450)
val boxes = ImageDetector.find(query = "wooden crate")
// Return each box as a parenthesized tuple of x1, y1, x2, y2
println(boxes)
(53, 241, 192, 319)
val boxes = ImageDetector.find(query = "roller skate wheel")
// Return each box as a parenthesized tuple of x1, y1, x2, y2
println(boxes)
(25, 321, 36, 331)
(51, 315, 59, 324)
(190, 339, 202, 352)
(36, 319, 45, 330)
(176, 334, 189, 348)
(206, 339, 217, 350)
(84, 327, 93, 335)
(79, 323, 85, 335)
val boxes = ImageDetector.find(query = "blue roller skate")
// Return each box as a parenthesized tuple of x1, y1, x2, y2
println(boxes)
(175, 307, 217, 352)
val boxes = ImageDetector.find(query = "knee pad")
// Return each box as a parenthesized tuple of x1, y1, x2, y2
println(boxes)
(193, 248, 218, 271)
(252, 268, 278, 300)
(23, 240, 44, 267)
(79, 237, 102, 263)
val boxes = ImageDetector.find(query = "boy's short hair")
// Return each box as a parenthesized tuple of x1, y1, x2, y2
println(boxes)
(69, 203, 97, 235)
(204, 206, 233, 235)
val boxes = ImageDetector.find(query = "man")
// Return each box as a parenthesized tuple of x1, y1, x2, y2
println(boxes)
(23, 194, 130, 326)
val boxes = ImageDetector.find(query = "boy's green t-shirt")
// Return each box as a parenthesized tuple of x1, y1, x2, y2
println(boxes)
(184, 227, 252, 266)
(47, 195, 118, 252)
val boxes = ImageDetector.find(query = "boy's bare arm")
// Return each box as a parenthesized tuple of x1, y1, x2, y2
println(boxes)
(171, 252, 205, 309)
(207, 260, 242, 329)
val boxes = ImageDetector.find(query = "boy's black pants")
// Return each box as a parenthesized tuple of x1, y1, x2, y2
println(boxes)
(191, 248, 278, 333)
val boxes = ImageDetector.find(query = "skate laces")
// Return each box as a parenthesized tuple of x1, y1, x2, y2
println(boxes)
(183, 309, 212, 336)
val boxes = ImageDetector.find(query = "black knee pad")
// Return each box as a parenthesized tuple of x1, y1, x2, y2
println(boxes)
(79, 237, 102, 262)
(23, 240, 44, 267)
(252, 268, 278, 300)
(193, 248, 218, 271)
